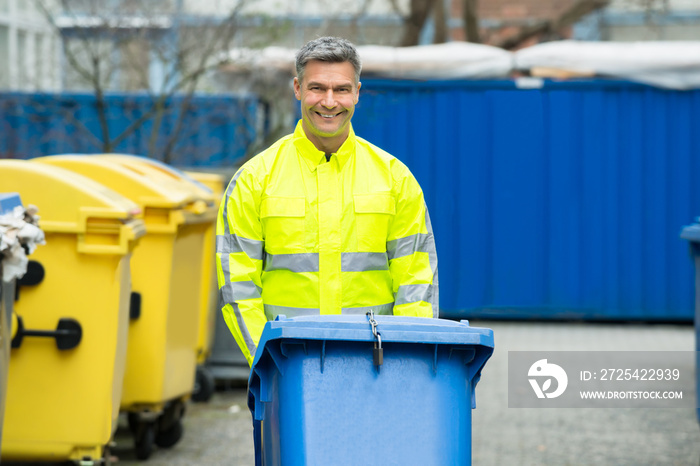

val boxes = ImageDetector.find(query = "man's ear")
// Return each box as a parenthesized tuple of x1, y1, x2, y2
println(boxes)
(293, 77, 301, 100)
(355, 81, 361, 104)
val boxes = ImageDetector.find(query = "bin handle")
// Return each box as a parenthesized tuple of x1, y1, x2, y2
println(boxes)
(130, 292, 142, 320)
(15, 260, 45, 301)
(11, 316, 82, 350)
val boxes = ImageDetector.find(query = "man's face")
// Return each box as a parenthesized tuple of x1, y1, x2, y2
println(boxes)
(293, 60, 360, 151)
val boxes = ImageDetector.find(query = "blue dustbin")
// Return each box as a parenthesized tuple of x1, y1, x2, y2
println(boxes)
(247, 315, 494, 466)
(680, 221, 700, 423)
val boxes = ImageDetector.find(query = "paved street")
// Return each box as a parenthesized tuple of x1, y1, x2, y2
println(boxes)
(4, 319, 698, 465)
(470, 319, 698, 466)
(111, 382, 255, 465)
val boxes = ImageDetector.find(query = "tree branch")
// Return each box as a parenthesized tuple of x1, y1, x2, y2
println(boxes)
(401, 0, 436, 46)
(495, 0, 610, 50)
(462, 0, 480, 43)
(433, 0, 447, 43)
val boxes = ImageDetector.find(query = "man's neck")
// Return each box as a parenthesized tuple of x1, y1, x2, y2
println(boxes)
(302, 122, 349, 154)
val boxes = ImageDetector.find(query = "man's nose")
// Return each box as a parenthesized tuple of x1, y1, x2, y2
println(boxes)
(321, 89, 336, 108)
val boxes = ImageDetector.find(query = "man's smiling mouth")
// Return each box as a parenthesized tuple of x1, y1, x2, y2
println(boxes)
(316, 111, 342, 119)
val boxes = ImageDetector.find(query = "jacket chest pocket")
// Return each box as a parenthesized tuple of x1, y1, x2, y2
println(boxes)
(260, 196, 306, 252)
(354, 193, 395, 252)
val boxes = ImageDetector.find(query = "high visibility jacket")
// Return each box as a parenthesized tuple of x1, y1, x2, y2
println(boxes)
(216, 121, 438, 365)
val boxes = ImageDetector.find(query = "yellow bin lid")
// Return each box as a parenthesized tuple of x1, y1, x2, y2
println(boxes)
(96, 154, 218, 206)
(33, 155, 214, 232)
(0, 160, 145, 255)
(184, 171, 227, 199)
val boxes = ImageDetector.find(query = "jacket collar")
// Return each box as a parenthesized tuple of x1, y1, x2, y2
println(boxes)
(293, 120, 355, 172)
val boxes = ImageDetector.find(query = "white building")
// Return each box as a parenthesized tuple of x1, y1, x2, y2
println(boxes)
(1, 0, 698, 92)
(0, 0, 60, 91)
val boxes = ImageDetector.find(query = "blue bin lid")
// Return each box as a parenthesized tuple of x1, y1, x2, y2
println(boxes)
(0, 192, 22, 215)
(248, 315, 495, 419)
(253, 315, 494, 364)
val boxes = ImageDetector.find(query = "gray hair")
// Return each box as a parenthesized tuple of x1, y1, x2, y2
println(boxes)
(295, 36, 362, 85)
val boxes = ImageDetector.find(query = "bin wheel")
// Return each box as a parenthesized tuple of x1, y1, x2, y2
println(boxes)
(192, 366, 216, 402)
(155, 419, 184, 448)
(101, 444, 117, 466)
(127, 412, 140, 434)
(134, 422, 155, 460)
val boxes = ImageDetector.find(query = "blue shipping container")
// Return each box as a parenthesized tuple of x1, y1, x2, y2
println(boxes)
(352, 79, 700, 321)
(0, 92, 260, 168)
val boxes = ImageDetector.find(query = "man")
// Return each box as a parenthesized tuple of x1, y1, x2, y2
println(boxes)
(216, 36, 438, 366)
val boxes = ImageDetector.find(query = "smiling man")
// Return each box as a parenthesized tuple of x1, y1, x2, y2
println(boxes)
(294, 56, 358, 154)
(216, 36, 439, 366)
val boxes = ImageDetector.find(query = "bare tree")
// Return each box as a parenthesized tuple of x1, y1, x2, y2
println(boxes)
(395, 0, 478, 46)
(349, 0, 376, 43)
(400, 0, 436, 46)
(462, 0, 479, 43)
(396, 0, 653, 50)
(495, 0, 611, 50)
(432, 0, 448, 44)
(35, 0, 251, 164)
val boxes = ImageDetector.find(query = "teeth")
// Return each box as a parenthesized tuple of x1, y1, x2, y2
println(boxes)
(319, 113, 336, 118)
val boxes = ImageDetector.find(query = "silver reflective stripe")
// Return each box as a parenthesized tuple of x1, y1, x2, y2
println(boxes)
(219, 248, 232, 281)
(341, 252, 389, 272)
(341, 303, 394, 315)
(221, 280, 262, 303)
(217, 168, 260, 357)
(264, 304, 320, 320)
(262, 252, 389, 273)
(424, 206, 439, 317)
(386, 233, 432, 261)
(216, 234, 264, 261)
(395, 283, 434, 306)
(219, 288, 257, 358)
(264, 302, 395, 319)
(218, 254, 261, 310)
(221, 169, 243, 237)
(264, 252, 319, 273)
(218, 171, 237, 307)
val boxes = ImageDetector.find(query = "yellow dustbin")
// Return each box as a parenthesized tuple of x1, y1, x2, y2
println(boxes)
(34, 154, 216, 460)
(96, 155, 221, 403)
(0, 161, 144, 464)
(184, 170, 227, 399)
(187, 170, 251, 386)
(183, 170, 225, 356)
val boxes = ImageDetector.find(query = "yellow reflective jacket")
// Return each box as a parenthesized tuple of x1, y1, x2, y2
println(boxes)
(216, 121, 438, 365)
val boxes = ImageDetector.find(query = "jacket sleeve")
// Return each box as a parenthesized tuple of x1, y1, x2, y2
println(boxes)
(216, 166, 268, 366)
(387, 166, 439, 318)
